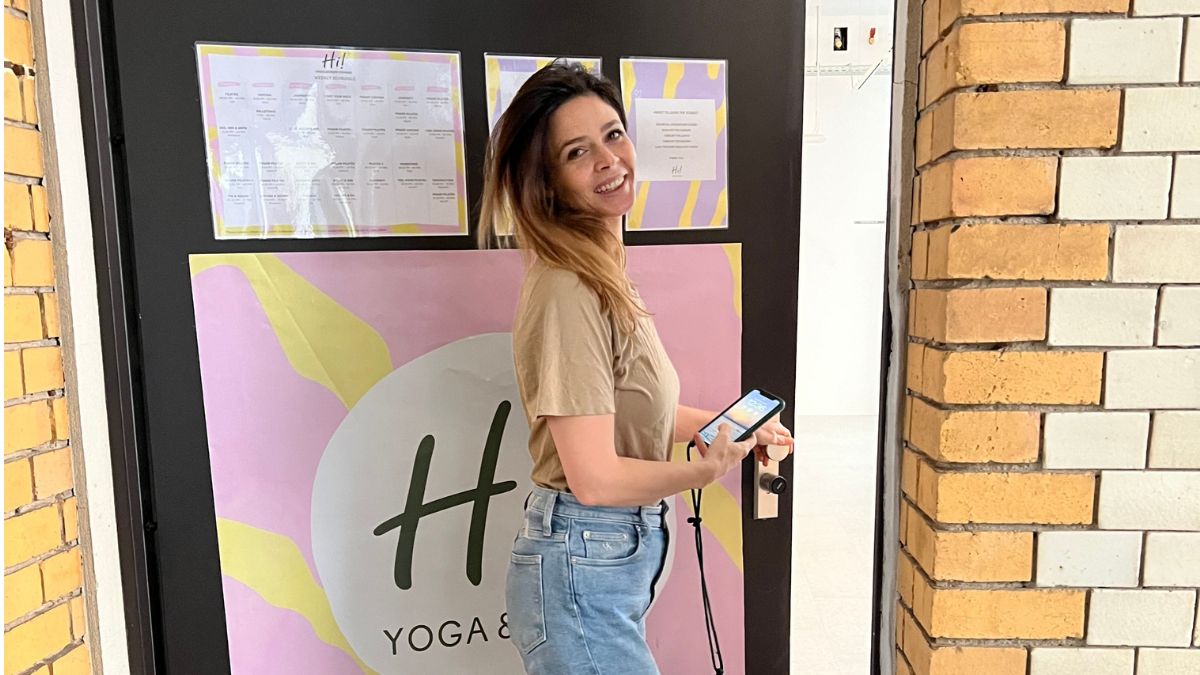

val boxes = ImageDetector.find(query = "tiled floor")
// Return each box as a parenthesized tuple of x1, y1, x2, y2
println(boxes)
(790, 415, 880, 674)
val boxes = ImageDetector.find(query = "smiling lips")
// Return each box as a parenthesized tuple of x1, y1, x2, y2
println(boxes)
(594, 174, 628, 194)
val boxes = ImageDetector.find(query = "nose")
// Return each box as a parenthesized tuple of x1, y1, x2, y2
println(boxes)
(595, 144, 618, 171)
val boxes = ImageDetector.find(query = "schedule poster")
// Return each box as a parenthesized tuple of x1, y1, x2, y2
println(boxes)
(195, 44, 468, 240)
(484, 54, 602, 130)
(620, 58, 729, 230)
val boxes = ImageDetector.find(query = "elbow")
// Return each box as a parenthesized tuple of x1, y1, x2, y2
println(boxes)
(570, 484, 604, 507)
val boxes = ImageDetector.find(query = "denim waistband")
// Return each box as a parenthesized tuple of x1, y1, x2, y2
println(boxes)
(524, 485, 665, 533)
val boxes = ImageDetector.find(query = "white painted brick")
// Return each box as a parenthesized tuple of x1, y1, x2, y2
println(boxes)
(1060, 157, 1172, 221)
(1036, 531, 1142, 587)
(1087, 589, 1197, 646)
(1123, 88, 1200, 152)
(1048, 288, 1157, 347)
(1159, 286, 1200, 346)
(1030, 647, 1135, 675)
(1098, 471, 1200, 531)
(1144, 533, 1200, 587)
(1195, 601, 1199, 646)
(1172, 155, 1200, 219)
(1185, 18, 1199, 82)
(1068, 18, 1184, 85)
(1138, 648, 1200, 675)
(1133, 0, 1200, 15)
(1150, 411, 1200, 468)
(1105, 349, 1200, 409)
(1113, 226, 1200, 284)
(1044, 412, 1149, 469)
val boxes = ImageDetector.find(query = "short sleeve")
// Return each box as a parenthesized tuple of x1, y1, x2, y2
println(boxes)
(515, 270, 616, 417)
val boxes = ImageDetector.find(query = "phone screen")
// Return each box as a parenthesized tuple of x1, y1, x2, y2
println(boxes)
(698, 389, 782, 445)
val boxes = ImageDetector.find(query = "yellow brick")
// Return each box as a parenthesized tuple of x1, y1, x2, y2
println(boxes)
(913, 287, 1047, 344)
(5, 350, 23, 399)
(908, 511, 1033, 581)
(911, 230, 929, 280)
(930, 90, 1119, 161)
(10, 238, 54, 286)
(923, 0, 943, 55)
(42, 292, 59, 338)
(4, 246, 13, 286)
(948, 0, 1127, 28)
(917, 348, 1102, 405)
(4, 12, 32, 67)
(5, 400, 53, 454)
(928, 587, 1085, 639)
(916, 112, 933, 168)
(921, 157, 1057, 222)
(931, 645, 1027, 675)
(32, 447, 73, 499)
(899, 551, 917, 608)
(900, 500, 912, 546)
(3, 563, 43, 624)
(3, 68, 21, 120)
(903, 447, 921, 499)
(53, 643, 92, 675)
(52, 397, 69, 441)
(69, 594, 85, 639)
(31, 184, 48, 232)
(925, 223, 1109, 281)
(5, 180, 32, 230)
(926, 22, 1065, 103)
(922, 469, 1095, 525)
(5, 457, 33, 511)
(23, 346, 64, 393)
(62, 496, 77, 541)
(4, 124, 44, 178)
(4, 504, 62, 566)
(903, 607, 935, 675)
(2, 604, 71, 675)
(907, 342, 926, 394)
(21, 75, 37, 125)
(898, 651, 916, 675)
(907, 397, 1039, 463)
(12, 0, 27, 10)
(40, 547, 81, 601)
(5, 293, 43, 342)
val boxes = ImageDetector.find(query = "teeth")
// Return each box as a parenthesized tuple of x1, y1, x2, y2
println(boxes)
(595, 176, 625, 194)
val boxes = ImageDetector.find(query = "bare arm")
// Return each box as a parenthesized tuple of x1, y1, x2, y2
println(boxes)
(547, 414, 718, 507)
(674, 404, 716, 444)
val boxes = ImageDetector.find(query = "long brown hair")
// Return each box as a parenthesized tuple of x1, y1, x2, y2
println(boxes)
(477, 61, 646, 334)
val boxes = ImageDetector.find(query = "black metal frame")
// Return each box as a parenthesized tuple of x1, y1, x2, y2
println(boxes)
(69, 0, 160, 670)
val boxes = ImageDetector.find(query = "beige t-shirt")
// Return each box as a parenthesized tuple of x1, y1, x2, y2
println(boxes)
(512, 260, 681, 494)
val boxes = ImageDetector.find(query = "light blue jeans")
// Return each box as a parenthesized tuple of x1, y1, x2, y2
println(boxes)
(506, 486, 669, 674)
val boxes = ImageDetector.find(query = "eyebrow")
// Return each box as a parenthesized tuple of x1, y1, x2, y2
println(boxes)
(558, 119, 623, 155)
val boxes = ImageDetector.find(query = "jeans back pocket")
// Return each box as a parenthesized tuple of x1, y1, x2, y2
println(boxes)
(506, 552, 547, 655)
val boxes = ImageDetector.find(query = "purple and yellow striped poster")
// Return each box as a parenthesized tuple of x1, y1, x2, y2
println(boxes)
(621, 58, 729, 231)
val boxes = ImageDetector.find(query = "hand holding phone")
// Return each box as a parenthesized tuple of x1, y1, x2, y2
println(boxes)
(691, 423, 756, 484)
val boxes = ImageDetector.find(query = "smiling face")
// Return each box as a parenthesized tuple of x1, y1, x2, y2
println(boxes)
(547, 94, 637, 225)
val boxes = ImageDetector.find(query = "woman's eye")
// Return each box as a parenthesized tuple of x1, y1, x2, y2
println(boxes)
(567, 148, 585, 160)
(608, 129, 624, 140)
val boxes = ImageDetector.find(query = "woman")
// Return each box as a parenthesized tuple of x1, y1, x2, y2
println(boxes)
(477, 62, 794, 674)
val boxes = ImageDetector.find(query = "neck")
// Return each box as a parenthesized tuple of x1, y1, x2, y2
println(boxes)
(605, 216, 624, 243)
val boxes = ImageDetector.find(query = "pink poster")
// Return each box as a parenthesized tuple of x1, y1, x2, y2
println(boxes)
(189, 245, 744, 673)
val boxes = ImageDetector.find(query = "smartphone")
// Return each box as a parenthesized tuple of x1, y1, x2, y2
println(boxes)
(696, 389, 786, 446)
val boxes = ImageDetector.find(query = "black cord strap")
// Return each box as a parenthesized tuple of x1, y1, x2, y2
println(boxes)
(686, 441, 724, 675)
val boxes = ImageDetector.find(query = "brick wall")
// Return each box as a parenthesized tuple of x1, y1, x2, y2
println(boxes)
(4, 2, 92, 674)
(900, 0, 1200, 673)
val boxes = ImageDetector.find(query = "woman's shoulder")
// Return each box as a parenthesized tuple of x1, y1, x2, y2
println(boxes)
(523, 261, 594, 302)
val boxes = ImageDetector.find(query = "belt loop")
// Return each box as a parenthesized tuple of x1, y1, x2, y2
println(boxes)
(541, 492, 555, 535)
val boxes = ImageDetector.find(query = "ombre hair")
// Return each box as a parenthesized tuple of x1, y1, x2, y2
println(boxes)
(477, 60, 646, 335)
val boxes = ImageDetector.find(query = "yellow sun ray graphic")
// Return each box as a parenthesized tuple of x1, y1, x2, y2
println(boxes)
(216, 518, 377, 674)
(191, 254, 393, 409)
